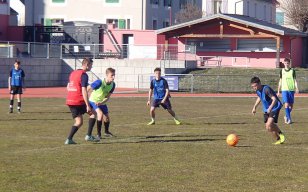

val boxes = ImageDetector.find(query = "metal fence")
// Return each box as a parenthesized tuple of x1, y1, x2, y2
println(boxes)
(138, 73, 308, 93)
(0, 41, 196, 60)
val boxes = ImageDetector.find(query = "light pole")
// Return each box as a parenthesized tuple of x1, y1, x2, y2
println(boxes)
(168, 5, 172, 26)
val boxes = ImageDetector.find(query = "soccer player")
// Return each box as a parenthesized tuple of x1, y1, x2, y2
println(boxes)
(147, 67, 181, 125)
(86, 68, 116, 141)
(251, 77, 285, 145)
(65, 58, 93, 145)
(277, 58, 299, 124)
(8, 60, 25, 114)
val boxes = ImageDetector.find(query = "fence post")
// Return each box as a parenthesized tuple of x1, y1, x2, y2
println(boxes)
(217, 75, 220, 93)
(47, 43, 50, 59)
(60, 44, 63, 59)
(137, 74, 140, 92)
(93, 44, 96, 59)
(27, 42, 30, 58)
(7, 41, 10, 58)
(190, 74, 194, 93)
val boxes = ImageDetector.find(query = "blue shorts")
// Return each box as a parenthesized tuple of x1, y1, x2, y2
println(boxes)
(151, 98, 172, 110)
(282, 91, 295, 104)
(89, 101, 109, 115)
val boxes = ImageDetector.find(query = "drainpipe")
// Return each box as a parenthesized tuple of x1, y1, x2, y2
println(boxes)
(235, 0, 244, 14)
(141, 0, 144, 30)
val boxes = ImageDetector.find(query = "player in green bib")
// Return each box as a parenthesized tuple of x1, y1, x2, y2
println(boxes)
(85, 68, 116, 141)
(277, 58, 299, 124)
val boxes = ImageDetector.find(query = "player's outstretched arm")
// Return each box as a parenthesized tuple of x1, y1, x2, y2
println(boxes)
(147, 89, 153, 106)
(295, 79, 299, 94)
(277, 79, 282, 96)
(8, 77, 11, 91)
(252, 97, 261, 115)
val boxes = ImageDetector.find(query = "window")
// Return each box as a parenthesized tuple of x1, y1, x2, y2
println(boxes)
(213, 0, 222, 14)
(106, 0, 119, 3)
(107, 19, 119, 28)
(150, 0, 159, 5)
(118, 19, 126, 29)
(52, 0, 65, 3)
(276, 12, 284, 25)
(164, 0, 172, 7)
(127, 19, 131, 29)
(163, 21, 170, 28)
(237, 39, 284, 52)
(264, 5, 266, 20)
(152, 19, 157, 30)
(187, 39, 231, 52)
(0, 0, 7, 3)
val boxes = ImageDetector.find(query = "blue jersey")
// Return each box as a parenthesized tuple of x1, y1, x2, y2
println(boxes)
(150, 78, 169, 100)
(256, 85, 282, 113)
(10, 68, 25, 86)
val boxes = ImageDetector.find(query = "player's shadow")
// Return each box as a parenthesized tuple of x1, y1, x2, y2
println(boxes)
(21, 111, 70, 114)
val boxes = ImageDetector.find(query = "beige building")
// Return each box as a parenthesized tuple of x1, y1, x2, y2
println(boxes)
(25, 0, 202, 30)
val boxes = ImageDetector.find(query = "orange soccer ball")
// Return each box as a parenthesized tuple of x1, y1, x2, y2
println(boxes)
(226, 134, 239, 147)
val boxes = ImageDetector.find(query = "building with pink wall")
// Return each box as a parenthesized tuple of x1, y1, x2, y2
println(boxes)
(0, 0, 10, 41)
(157, 14, 307, 68)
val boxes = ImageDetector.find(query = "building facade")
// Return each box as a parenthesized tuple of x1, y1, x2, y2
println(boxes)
(24, 0, 277, 30)
(0, 0, 10, 40)
(203, 0, 277, 23)
(25, 0, 202, 30)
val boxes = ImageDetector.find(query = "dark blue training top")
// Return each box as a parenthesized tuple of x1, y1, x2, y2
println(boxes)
(9, 68, 25, 86)
(256, 85, 282, 113)
(150, 77, 169, 100)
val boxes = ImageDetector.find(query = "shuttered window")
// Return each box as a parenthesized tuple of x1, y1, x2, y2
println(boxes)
(187, 39, 231, 52)
(237, 39, 283, 52)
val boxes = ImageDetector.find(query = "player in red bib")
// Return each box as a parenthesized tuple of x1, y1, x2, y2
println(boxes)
(65, 58, 93, 145)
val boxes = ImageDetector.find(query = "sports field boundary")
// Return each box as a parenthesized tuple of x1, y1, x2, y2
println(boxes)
(1, 87, 308, 98)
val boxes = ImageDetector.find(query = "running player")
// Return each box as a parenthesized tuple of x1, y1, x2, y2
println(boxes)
(277, 58, 299, 124)
(86, 68, 116, 141)
(8, 60, 25, 113)
(147, 67, 181, 125)
(251, 77, 285, 145)
(65, 58, 93, 145)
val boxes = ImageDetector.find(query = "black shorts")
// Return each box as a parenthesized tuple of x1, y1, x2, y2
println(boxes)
(264, 109, 280, 123)
(151, 98, 172, 110)
(68, 105, 87, 119)
(10, 86, 23, 95)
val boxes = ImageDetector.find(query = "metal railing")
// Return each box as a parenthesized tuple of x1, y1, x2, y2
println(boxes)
(0, 41, 196, 61)
(138, 73, 308, 93)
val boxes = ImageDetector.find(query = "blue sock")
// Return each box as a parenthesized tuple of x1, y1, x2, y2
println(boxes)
(285, 108, 291, 121)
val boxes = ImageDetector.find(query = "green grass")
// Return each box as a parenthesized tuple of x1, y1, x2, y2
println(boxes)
(178, 68, 308, 93)
(0, 97, 307, 192)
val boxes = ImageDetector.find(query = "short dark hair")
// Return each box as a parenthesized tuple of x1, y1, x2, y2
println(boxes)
(15, 60, 21, 65)
(284, 58, 291, 63)
(251, 76, 261, 84)
(106, 67, 115, 74)
(154, 67, 161, 72)
(82, 58, 93, 66)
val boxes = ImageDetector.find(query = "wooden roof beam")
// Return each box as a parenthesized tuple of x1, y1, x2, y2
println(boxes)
(229, 23, 255, 35)
(179, 34, 276, 38)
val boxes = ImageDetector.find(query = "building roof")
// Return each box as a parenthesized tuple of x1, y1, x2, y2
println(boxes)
(10, 8, 18, 15)
(156, 14, 307, 37)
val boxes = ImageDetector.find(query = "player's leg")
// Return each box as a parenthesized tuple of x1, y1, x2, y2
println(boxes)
(16, 93, 22, 113)
(65, 105, 86, 144)
(9, 87, 15, 113)
(85, 101, 99, 141)
(101, 105, 113, 137)
(95, 107, 104, 139)
(147, 100, 158, 125)
(264, 111, 285, 144)
(282, 91, 292, 124)
(286, 91, 295, 124)
(162, 99, 181, 125)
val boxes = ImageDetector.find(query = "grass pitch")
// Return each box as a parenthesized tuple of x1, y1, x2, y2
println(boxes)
(0, 97, 307, 192)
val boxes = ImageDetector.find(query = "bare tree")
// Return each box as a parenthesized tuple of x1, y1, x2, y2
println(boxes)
(175, 2, 203, 24)
(278, 0, 308, 32)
